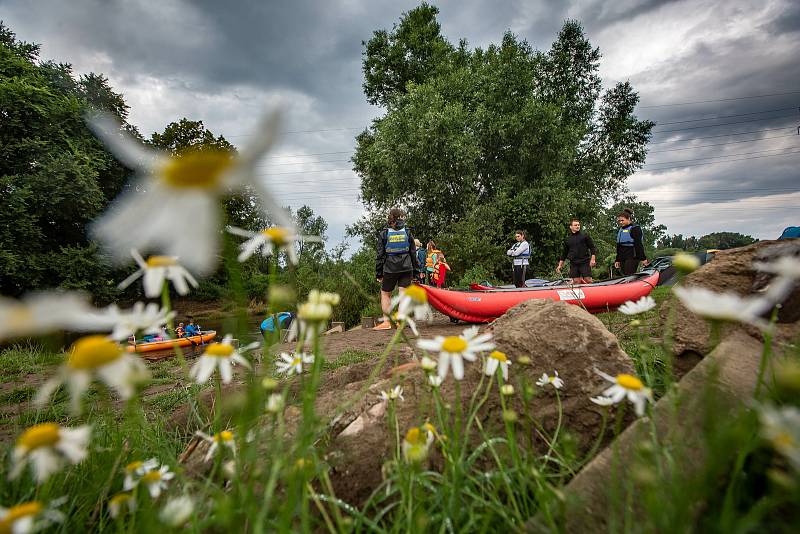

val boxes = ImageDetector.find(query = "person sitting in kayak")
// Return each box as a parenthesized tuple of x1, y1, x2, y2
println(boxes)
(556, 218, 597, 284)
(184, 318, 200, 337)
(175, 322, 185, 338)
(506, 229, 530, 288)
(374, 207, 419, 330)
(614, 208, 649, 275)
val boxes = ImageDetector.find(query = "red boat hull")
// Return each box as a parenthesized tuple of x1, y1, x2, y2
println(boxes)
(421, 272, 660, 323)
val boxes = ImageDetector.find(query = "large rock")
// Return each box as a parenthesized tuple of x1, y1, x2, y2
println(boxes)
(179, 300, 638, 507)
(663, 240, 800, 357)
(327, 299, 636, 505)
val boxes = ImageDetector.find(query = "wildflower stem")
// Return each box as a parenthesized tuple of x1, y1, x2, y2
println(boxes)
(754, 308, 778, 398)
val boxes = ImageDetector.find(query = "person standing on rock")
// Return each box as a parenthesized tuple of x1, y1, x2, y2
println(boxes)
(507, 230, 530, 288)
(556, 218, 597, 284)
(374, 207, 419, 330)
(614, 208, 649, 275)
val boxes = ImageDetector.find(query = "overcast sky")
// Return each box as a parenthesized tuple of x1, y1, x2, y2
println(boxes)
(2, 0, 799, 250)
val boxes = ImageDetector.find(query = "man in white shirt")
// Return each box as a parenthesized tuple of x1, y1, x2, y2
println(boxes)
(506, 229, 530, 288)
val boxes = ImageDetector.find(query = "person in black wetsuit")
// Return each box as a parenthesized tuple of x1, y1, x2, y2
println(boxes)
(556, 218, 597, 284)
(374, 207, 419, 330)
(614, 208, 649, 275)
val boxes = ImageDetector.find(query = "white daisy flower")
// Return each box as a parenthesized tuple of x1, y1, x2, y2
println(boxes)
(227, 225, 322, 264)
(618, 295, 656, 315)
(87, 109, 292, 275)
(672, 252, 701, 273)
(137, 464, 175, 499)
(379, 385, 404, 402)
(591, 369, 653, 417)
(266, 393, 285, 414)
(275, 352, 315, 376)
(0, 500, 64, 534)
(753, 255, 800, 281)
(673, 286, 770, 329)
(117, 250, 199, 298)
(484, 351, 511, 380)
(10, 423, 91, 482)
(188, 335, 253, 384)
(196, 430, 237, 462)
(0, 292, 104, 341)
(122, 459, 160, 491)
(428, 375, 443, 388)
(402, 426, 434, 463)
(89, 301, 174, 341)
(35, 336, 150, 412)
(108, 493, 136, 519)
(417, 326, 495, 381)
(159, 495, 194, 527)
(420, 356, 437, 372)
(760, 404, 800, 472)
(589, 396, 615, 407)
(391, 285, 432, 335)
(536, 371, 564, 390)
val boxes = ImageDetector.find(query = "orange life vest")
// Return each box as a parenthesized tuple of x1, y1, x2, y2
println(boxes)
(426, 249, 442, 270)
(432, 257, 451, 282)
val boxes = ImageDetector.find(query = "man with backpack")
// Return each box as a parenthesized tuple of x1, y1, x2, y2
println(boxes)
(556, 218, 597, 284)
(374, 208, 419, 330)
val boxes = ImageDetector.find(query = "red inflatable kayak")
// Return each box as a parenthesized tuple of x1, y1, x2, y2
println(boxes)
(421, 271, 660, 323)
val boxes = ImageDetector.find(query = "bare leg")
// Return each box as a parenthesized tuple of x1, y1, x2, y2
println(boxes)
(380, 290, 392, 322)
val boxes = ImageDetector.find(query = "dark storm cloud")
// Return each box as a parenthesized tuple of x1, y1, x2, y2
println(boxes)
(2, 0, 798, 241)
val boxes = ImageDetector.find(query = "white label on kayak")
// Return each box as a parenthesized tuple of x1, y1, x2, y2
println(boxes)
(557, 289, 585, 300)
(467, 297, 482, 302)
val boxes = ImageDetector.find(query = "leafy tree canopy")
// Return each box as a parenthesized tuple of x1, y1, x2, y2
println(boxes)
(353, 10, 654, 281)
(657, 232, 758, 251)
(0, 23, 131, 298)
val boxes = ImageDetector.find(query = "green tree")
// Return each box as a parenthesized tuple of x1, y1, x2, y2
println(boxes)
(353, 12, 653, 281)
(361, 2, 454, 107)
(0, 23, 130, 299)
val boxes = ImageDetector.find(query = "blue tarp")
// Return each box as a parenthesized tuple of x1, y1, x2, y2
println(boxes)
(260, 312, 294, 333)
(779, 226, 800, 240)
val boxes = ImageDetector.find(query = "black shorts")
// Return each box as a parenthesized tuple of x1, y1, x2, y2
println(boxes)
(381, 271, 412, 292)
(569, 262, 592, 278)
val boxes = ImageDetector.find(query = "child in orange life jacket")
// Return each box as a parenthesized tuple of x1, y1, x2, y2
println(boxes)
(374, 207, 420, 330)
(431, 252, 451, 288)
(175, 322, 185, 338)
(425, 241, 442, 285)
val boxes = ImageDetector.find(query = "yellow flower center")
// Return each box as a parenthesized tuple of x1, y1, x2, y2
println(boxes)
(422, 422, 436, 435)
(291, 357, 302, 367)
(405, 427, 425, 445)
(145, 256, 178, 267)
(215, 431, 234, 443)
(404, 285, 428, 304)
(125, 461, 144, 473)
(489, 351, 507, 362)
(142, 470, 162, 483)
(617, 374, 644, 391)
(441, 336, 467, 353)
(1, 501, 42, 526)
(68, 336, 122, 370)
(160, 149, 233, 189)
(17, 423, 60, 451)
(262, 227, 291, 245)
(205, 343, 234, 358)
(773, 432, 795, 449)
(109, 493, 132, 506)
